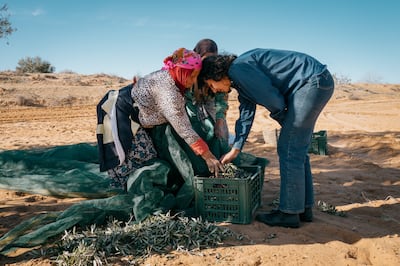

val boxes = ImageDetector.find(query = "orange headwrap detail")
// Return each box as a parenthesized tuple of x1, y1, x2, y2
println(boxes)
(163, 48, 202, 94)
(162, 48, 202, 70)
(167, 67, 193, 94)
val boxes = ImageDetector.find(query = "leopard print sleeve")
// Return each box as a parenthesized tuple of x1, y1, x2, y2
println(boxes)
(132, 70, 201, 146)
(152, 77, 200, 145)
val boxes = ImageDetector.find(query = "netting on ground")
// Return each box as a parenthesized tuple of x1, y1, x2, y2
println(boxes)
(0, 103, 268, 256)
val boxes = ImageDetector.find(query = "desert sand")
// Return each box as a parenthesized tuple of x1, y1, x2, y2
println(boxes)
(0, 71, 399, 265)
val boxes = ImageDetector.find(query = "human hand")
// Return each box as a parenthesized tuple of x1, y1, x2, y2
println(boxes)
(201, 150, 224, 177)
(214, 118, 229, 141)
(220, 148, 240, 164)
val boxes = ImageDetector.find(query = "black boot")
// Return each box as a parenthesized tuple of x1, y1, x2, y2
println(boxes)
(256, 210, 300, 228)
(299, 207, 313, 222)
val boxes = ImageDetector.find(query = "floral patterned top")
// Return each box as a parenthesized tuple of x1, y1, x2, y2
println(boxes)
(131, 69, 200, 146)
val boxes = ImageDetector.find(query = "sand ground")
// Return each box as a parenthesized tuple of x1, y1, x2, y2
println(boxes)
(0, 72, 399, 265)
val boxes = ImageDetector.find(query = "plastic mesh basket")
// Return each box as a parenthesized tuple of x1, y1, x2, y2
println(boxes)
(194, 165, 262, 224)
(273, 129, 328, 155)
(308, 130, 328, 155)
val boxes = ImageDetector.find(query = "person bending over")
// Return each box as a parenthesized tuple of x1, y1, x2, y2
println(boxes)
(97, 48, 223, 190)
(198, 48, 335, 228)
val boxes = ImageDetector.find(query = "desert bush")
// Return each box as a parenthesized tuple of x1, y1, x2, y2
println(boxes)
(332, 73, 352, 85)
(15, 95, 41, 106)
(59, 69, 77, 74)
(16, 56, 55, 73)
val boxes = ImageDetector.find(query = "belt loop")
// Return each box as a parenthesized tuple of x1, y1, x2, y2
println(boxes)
(322, 69, 330, 79)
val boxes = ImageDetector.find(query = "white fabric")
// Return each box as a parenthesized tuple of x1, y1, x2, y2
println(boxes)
(101, 90, 125, 165)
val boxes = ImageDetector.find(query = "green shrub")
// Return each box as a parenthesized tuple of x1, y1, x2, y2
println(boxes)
(16, 56, 56, 73)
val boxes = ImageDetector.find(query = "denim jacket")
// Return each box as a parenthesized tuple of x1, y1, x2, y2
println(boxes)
(228, 48, 327, 150)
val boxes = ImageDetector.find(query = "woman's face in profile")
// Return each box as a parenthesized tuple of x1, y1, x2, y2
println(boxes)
(205, 77, 231, 93)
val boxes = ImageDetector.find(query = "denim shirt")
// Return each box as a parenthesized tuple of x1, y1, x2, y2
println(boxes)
(228, 48, 327, 150)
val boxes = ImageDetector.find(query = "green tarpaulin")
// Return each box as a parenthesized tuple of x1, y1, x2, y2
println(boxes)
(0, 101, 268, 256)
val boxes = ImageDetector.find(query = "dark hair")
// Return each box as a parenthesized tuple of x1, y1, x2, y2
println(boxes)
(192, 39, 219, 101)
(193, 39, 218, 57)
(199, 54, 237, 82)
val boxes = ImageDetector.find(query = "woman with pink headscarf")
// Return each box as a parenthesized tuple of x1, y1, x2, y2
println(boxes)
(97, 48, 223, 190)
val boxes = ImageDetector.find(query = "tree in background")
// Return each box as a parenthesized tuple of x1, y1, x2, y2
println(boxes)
(16, 56, 56, 73)
(0, 4, 16, 43)
(332, 73, 352, 86)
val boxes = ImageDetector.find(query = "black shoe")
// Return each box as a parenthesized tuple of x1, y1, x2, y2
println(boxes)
(299, 207, 313, 222)
(256, 210, 300, 228)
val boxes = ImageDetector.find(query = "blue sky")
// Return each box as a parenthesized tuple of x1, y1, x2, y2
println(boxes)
(1, 0, 399, 83)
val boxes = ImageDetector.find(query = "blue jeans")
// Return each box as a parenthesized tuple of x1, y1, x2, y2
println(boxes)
(277, 69, 334, 214)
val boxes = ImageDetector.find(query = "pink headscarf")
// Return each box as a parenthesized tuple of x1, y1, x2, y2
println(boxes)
(162, 48, 202, 70)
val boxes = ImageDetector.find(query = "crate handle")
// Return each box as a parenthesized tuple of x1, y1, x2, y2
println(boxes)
(212, 183, 227, 188)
